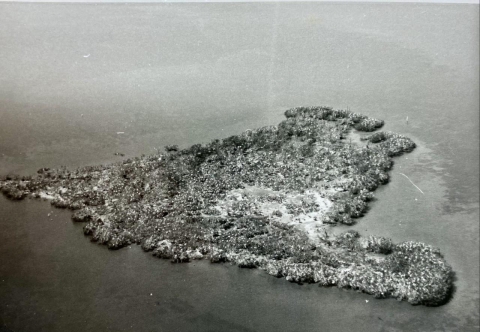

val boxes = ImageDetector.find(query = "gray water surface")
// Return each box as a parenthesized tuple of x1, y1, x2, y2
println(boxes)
(0, 3, 478, 331)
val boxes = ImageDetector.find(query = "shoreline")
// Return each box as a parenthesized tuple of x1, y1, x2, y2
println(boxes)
(0, 106, 453, 306)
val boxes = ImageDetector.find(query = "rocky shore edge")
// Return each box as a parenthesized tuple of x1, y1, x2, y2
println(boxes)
(0, 106, 453, 306)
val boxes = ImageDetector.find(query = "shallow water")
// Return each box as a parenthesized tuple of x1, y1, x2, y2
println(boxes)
(0, 3, 478, 331)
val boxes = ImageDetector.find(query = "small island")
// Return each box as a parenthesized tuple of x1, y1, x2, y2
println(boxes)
(0, 106, 453, 306)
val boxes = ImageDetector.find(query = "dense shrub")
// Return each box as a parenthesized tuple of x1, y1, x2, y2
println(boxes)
(0, 106, 452, 306)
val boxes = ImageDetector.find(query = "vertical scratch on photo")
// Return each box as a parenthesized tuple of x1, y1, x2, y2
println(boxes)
(266, 3, 279, 111)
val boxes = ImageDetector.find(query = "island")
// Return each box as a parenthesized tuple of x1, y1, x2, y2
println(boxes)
(0, 106, 453, 306)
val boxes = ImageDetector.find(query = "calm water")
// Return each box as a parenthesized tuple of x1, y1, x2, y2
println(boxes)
(0, 3, 478, 331)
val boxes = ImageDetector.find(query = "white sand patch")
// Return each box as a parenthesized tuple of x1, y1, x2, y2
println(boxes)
(38, 191, 56, 200)
(214, 185, 333, 240)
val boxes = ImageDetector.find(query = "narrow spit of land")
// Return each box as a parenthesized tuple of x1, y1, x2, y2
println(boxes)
(0, 106, 453, 305)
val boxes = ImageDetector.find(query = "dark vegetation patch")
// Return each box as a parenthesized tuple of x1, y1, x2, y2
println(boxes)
(0, 106, 452, 305)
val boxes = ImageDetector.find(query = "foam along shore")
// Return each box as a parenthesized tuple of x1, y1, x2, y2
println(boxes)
(0, 106, 453, 306)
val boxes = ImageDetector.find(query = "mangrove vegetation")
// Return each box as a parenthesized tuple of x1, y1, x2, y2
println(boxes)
(0, 106, 453, 306)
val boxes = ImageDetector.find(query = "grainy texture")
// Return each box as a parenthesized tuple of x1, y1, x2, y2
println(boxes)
(0, 106, 452, 305)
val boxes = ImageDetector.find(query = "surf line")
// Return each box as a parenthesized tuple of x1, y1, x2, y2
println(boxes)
(399, 173, 424, 195)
